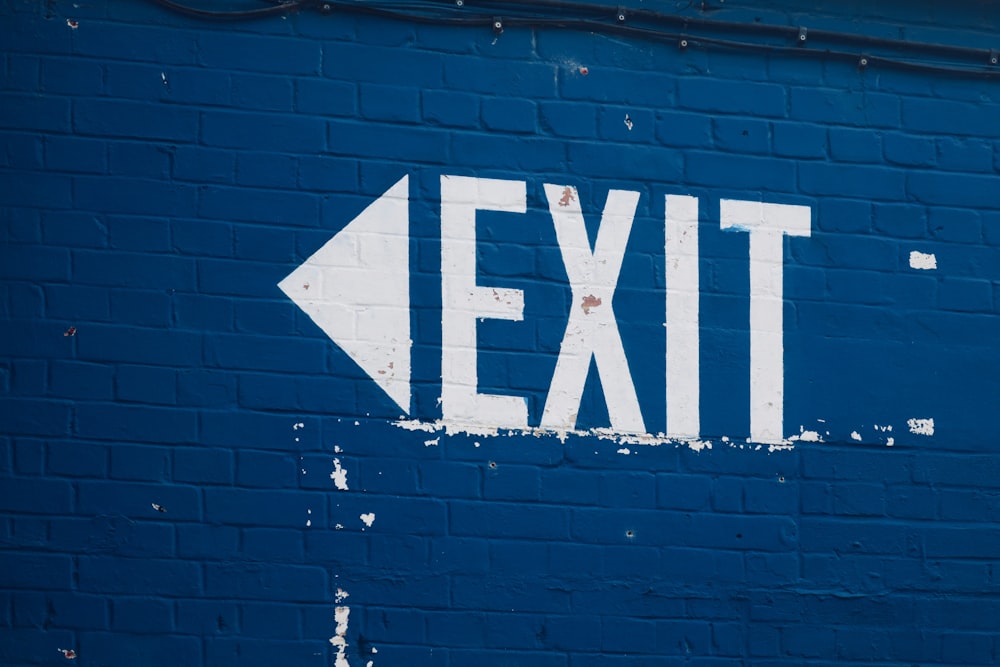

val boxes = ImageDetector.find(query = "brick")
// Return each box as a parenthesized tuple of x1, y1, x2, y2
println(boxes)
(0, 553, 73, 589)
(294, 78, 356, 117)
(72, 22, 198, 64)
(204, 562, 328, 602)
(174, 447, 233, 485)
(46, 440, 107, 477)
(108, 215, 171, 253)
(112, 597, 172, 633)
(75, 323, 201, 366)
(829, 127, 883, 163)
(678, 78, 785, 117)
(0, 399, 72, 438)
(115, 364, 177, 404)
(108, 141, 173, 179)
(77, 479, 200, 520)
(360, 83, 421, 123)
(0, 93, 71, 132)
(423, 89, 480, 129)
(199, 33, 320, 75)
(482, 97, 538, 134)
(76, 403, 198, 445)
(713, 116, 770, 154)
(201, 110, 326, 153)
(230, 72, 294, 112)
(0, 474, 72, 514)
(74, 98, 198, 141)
(109, 289, 172, 327)
(73, 176, 198, 216)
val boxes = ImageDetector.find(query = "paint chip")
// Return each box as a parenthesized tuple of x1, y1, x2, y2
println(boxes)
(580, 294, 602, 314)
(850, 431, 862, 441)
(335, 588, 350, 603)
(360, 512, 375, 527)
(151, 503, 167, 513)
(909, 251, 937, 270)
(58, 649, 77, 659)
(624, 114, 634, 130)
(907, 418, 934, 436)
(558, 186, 576, 207)
(66, 19, 79, 29)
(63, 326, 77, 337)
(424, 437, 439, 447)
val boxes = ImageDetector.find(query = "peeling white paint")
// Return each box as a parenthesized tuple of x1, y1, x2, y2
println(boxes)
(850, 431, 862, 441)
(909, 251, 937, 270)
(787, 427, 822, 443)
(335, 523, 344, 530)
(616, 447, 631, 455)
(293, 422, 304, 430)
(334, 445, 343, 453)
(424, 436, 440, 447)
(391, 419, 810, 452)
(331, 459, 349, 491)
(306, 508, 312, 527)
(335, 588, 350, 603)
(907, 418, 934, 436)
(360, 512, 375, 527)
(330, 605, 351, 667)
(886, 437, 895, 447)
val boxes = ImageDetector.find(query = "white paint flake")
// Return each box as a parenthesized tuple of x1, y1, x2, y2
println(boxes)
(335, 523, 344, 530)
(335, 588, 350, 603)
(330, 606, 351, 667)
(334, 445, 343, 453)
(850, 431, 862, 441)
(360, 512, 376, 527)
(424, 437, 440, 447)
(907, 418, 935, 436)
(617, 447, 631, 455)
(331, 459, 349, 491)
(909, 251, 937, 270)
(886, 437, 895, 447)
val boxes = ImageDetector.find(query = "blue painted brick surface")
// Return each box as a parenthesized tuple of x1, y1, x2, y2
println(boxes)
(4, 0, 1000, 664)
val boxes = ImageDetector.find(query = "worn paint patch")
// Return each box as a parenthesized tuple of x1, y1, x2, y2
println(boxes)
(907, 418, 934, 436)
(360, 512, 375, 527)
(330, 605, 351, 667)
(331, 459, 349, 490)
(909, 250, 937, 270)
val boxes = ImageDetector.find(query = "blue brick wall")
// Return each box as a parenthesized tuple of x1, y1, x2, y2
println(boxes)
(3, 0, 1000, 664)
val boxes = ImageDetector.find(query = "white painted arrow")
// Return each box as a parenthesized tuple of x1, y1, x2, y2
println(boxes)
(278, 176, 411, 414)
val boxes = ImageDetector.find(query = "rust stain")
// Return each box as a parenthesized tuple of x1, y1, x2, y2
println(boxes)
(581, 294, 602, 314)
(66, 19, 79, 29)
(63, 326, 77, 337)
(579, 66, 589, 75)
(302, 282, 310, 290)
(58, 649, 77, 660)
(559, 186, 576, 207)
